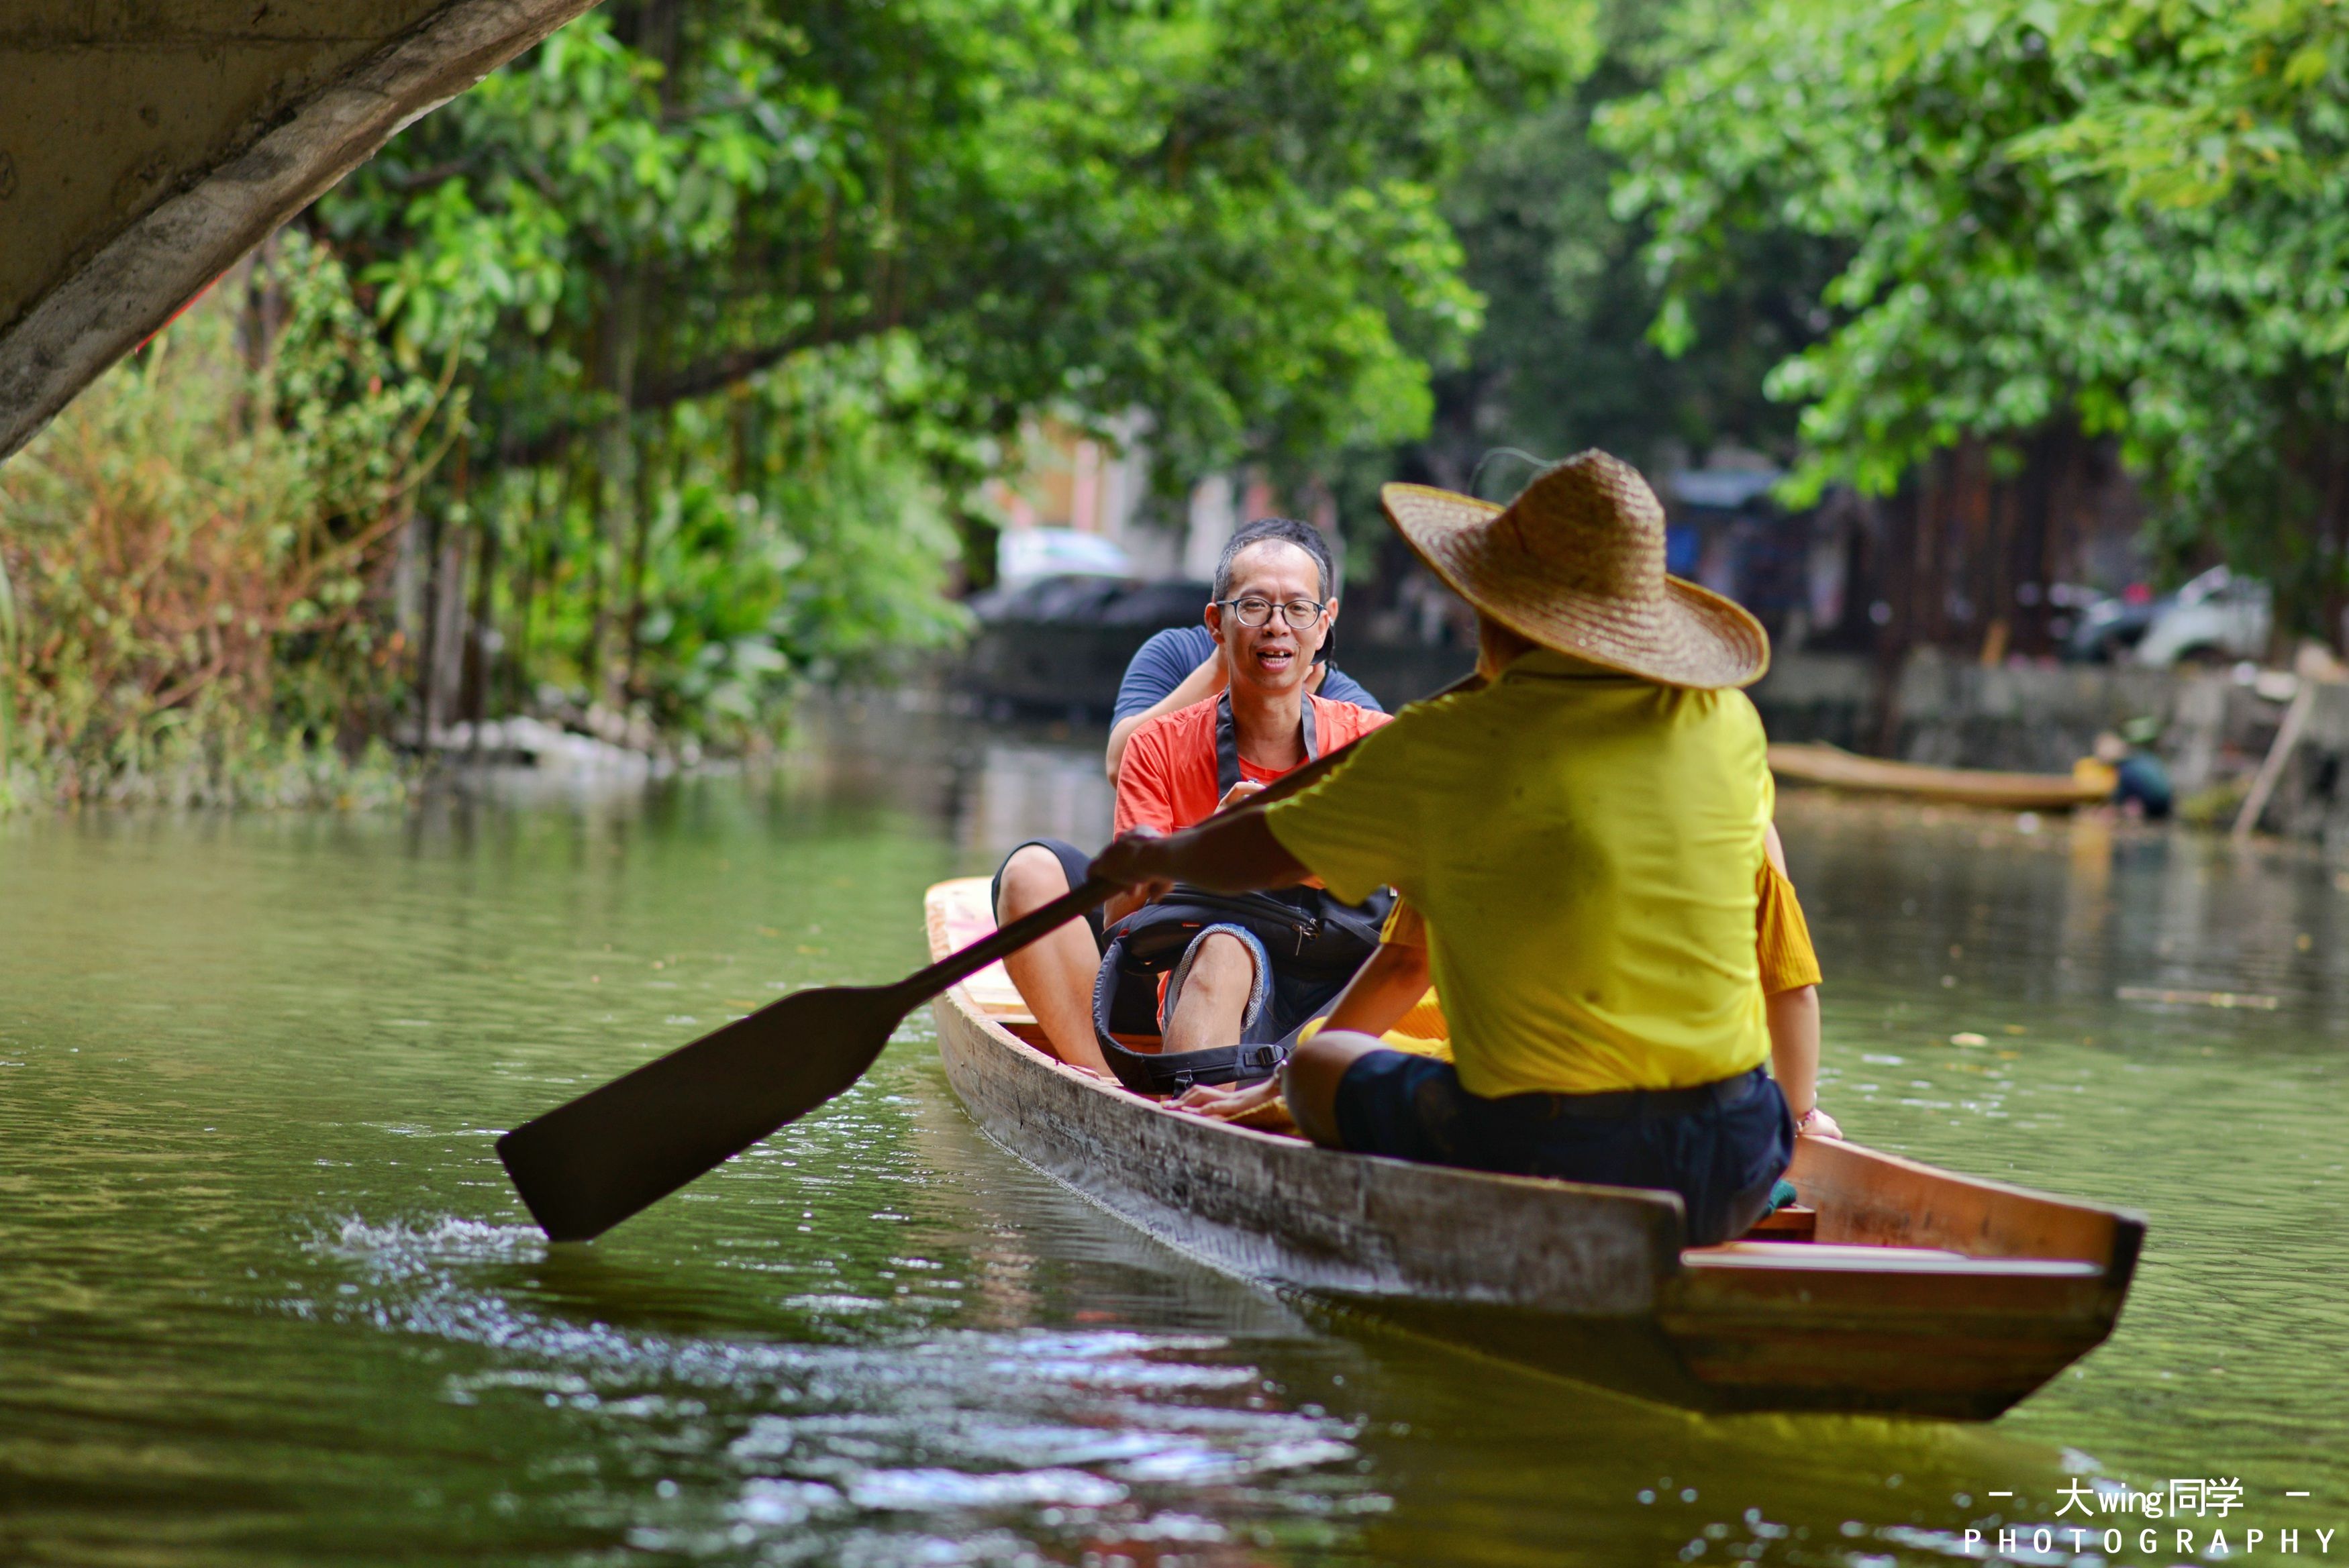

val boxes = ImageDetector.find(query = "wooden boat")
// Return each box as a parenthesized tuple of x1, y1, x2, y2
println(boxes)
(1768, 742, 2111, 811)
(924, 878, 2144, 1420)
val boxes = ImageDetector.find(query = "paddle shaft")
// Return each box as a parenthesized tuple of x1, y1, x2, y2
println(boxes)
(893, 874, 1116, 1004)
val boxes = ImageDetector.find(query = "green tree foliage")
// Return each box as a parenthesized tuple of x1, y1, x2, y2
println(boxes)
(305, 0, 1594, 739)
(330, 0, 1587, 468)
(1601, 0, 2349, 639)
(1436, 89, 1830, 478)
(492, 338, 972, 741)
(1996, 0, 2349, 208)
(1318, 6, 1842, 621)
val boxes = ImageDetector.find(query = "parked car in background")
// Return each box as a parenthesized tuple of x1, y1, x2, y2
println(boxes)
(2063, 566, 2272, 666)
(964, 574, 1209, 628)
(2133, 566, 2272, 667)
(995, 527, 1134, 587)
(2062, 583, 2160, 663)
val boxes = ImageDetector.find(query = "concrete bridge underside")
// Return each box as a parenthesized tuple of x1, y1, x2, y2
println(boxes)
(0, 0, 597, 464)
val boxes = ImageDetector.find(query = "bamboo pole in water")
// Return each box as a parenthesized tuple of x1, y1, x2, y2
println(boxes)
(2234, 680, 2315, 843)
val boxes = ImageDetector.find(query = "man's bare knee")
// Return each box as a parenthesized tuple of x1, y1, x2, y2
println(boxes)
(1289, 1029, 1376, 1097)
(1185, 931, 1255, 992)
(997, 845, 1072, 922)
(1285, 1029, 1387, 1148)
(1164, 932, 1256, 1050)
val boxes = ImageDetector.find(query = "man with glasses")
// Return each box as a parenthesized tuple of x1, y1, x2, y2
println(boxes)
(1104, 566, 1381, 784)
(991, 518, 1389, 1073)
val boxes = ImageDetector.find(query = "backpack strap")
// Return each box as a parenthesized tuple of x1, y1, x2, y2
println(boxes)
(1090, 927, 1298, 1094)
(1215, 691, 1317, 796)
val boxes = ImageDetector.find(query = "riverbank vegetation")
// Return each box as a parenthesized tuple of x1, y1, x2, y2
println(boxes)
(0, 236, 435, 808)
(9, 0, 2349, 809)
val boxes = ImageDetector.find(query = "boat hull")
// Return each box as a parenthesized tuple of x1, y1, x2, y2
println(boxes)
(925, 880, 2141, 1418)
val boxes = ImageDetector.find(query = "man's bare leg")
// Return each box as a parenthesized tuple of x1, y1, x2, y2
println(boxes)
(995, 846, 1112, 1076)
(1160, 931, 1256, 1055)
(1282, 1029, 1390, 1147)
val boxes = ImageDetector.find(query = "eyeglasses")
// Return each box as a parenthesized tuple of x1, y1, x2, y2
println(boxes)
(1215, 596, 1328, 630)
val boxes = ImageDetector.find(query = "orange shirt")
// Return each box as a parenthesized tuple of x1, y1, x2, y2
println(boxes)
(1115, 694, 1392, 835)
(1752, 857, 1823, 994)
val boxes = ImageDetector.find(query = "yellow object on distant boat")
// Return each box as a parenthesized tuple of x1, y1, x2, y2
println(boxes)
(1768, 742, 2111, 811)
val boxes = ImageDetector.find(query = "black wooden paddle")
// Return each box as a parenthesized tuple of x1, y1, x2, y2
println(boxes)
(495, 874, 1119, 1241)
(497, 670, 1480, 1241)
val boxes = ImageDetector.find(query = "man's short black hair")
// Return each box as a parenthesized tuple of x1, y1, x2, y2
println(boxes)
(1213, 517, 1334, 601)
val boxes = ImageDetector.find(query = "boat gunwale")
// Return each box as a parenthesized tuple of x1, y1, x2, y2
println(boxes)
(947, 974, 1691, 1229)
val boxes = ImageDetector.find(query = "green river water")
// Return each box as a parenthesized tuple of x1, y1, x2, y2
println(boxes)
(2, 715, 2343, 1567)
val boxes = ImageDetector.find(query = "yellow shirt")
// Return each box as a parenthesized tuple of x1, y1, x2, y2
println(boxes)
(1377, 853, 1820, 1045)
(1264, 649, 1775, 1097)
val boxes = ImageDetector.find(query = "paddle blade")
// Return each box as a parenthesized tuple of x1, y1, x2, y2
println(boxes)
(497, 983, 908, 1242)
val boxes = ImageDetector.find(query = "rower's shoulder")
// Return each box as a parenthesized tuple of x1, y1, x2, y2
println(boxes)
(1662, 685, 1770, 775)
(1388, 680, 1491, 729)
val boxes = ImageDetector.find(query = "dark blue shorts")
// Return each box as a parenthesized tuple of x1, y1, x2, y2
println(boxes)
(1332, 1053, 1795, 1247)
(991, 838, 1105, 948)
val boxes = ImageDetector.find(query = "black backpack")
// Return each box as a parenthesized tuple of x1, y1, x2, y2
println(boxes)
(1088, 886, 1394, 1094)
(1089, 694, 1392, 1095)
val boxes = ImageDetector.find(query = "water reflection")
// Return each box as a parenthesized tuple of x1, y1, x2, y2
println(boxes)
(0, 714, 2342, 1565)
(787, 691, 1116, 855)
(1781, 792, 2349, 1520)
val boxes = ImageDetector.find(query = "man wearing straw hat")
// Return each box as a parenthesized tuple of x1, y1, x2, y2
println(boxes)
(1090, 451, 1794, 1246)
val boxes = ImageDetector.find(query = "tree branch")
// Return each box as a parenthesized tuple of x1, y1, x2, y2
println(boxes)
(491, 306, 911, 470)
(635, 327, 830, 406)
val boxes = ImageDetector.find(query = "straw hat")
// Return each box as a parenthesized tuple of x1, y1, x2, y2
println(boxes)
(1380, 450, 1769, 690)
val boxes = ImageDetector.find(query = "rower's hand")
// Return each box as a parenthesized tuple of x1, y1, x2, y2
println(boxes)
(1797, 1105, 1844, 1140)
(1089, 827, 1174, 905)
(1304, 661, 1328, 696)
(1217, 778, 1267, 812)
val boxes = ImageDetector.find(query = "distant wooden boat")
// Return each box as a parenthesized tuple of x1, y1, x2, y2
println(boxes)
(1770, 742, 2110, 811)
(924, 878, 2144, 1418)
